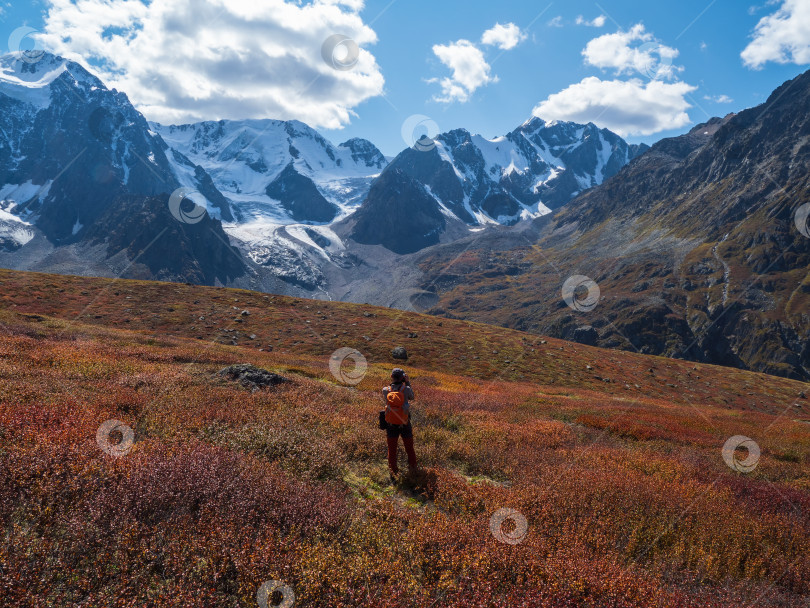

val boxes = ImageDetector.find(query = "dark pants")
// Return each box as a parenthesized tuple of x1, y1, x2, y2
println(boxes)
(386, 423, 417, 474)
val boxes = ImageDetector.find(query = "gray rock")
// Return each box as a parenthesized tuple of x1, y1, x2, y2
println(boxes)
(217, 364, 288, 390)
(572, 325, 599, 346)
(391, 346, 408, 360)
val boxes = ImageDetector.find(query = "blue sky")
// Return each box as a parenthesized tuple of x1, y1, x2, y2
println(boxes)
(2, 0, 808, 156)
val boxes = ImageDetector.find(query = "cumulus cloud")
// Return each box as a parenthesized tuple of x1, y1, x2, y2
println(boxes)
(576, 15, 606, 27)
(583, 24, 682, 80)
(533, 24, 695, 136)
(430, 21, 523, 103)
(547, 16, 564, 28)
(481, 22, 526, 50)
(741, 0, 810, 68)
(38, 0, 385, 128)
(532, 77, 696, 136)
(430, 39, 496, 103)
(704, 94, 733, 103)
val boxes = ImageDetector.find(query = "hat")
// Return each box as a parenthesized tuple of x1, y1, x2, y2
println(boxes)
(391, 368, 405, 379)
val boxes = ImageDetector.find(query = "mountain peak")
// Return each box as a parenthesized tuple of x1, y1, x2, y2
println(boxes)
(0, 52, 105, 110)
(339, 137, 387, 169)
(764, 67, 810, 109)
(1, 50, 64, 72)
(687, 114, 733, 137)
(0, 52, 68, 88)
(0, 51, 102, 83)
(521, 115, 546, 129)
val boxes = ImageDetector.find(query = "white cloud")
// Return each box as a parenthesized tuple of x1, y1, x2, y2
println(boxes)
(547, 16, 564, 28)
(532, 76, 696, 136)
(534, 23, 695, 136)
(430, 39, 496, 103)
(576, 15, 607, 27)
(583, 24, 682, 80)
(430, 21, 523, 104)
(741, 0, 810, 69)
(481, 22, 526, 50)
(704, 94, 734, 103)
(38, 0, 385, 128)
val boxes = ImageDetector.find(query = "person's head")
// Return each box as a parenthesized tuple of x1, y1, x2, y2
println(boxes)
(391, 368, 405, 383)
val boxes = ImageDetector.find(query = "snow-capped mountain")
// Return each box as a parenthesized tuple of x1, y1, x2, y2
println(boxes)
(501, 117, 647, 210)
(0, 51, 649, 294)
(0, 52, 244, 283)
(346, 118, 648, 252)
(0, 52, 230, 247)
(151, 119, 387, 225)
(401, 118, 646, 223)
(150, 119, 389, 291)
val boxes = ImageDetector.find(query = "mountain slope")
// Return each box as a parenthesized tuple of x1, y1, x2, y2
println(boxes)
(83, 193, 246, 285)
(346, 168, 447, 254)
(1, 268, 808, 607)
(415, 70, 810, 380)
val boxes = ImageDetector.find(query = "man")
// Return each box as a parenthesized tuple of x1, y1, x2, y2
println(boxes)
(382, 368, 417, 481)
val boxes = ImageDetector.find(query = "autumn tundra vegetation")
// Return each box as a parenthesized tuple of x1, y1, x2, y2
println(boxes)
(0, 268, 809, 607)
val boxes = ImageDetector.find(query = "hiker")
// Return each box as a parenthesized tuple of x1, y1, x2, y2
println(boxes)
(382, 368, 417, 480)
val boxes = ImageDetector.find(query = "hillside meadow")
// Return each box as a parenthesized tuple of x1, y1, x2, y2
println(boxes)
(0, 269, 809, 607)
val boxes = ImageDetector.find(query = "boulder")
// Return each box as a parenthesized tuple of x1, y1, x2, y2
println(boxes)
(217, 364, 288, 391)
(391, 346, 408, 361)
(572, 325, 599, 346)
